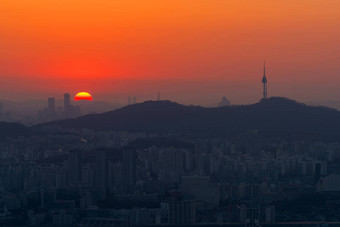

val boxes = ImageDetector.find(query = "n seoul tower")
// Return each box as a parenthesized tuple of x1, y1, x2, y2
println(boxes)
(262, 62, 267, 99)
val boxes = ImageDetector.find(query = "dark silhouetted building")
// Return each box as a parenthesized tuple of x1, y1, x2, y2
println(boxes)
(240, 205, 275, 225)
(123, 149, 136, 193)
(95, 149, 108, 189)
(64, 93, 71, 110)
(68, 149, 82, 186)
(64, 93, 71, 117)
(64, 93, 81, 118)
(265, 206, 276, 223)
(314, 163, 322, 184)
(168, 200, 196, 225)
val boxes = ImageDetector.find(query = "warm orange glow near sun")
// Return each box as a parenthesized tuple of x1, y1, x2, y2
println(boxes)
(74, 92, 93, 101)
(2, 0, 340, 103)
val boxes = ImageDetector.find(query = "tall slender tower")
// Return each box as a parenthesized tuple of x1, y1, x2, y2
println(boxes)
(262, 62, 267, 99)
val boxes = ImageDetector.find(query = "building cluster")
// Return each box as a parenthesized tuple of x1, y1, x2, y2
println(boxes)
(1, 128, 340, 226)
(0, 93, 83, 125)
(39, 93, 81, 121)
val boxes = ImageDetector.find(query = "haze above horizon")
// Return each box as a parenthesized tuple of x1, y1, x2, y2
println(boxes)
(1, 0, 340, 105)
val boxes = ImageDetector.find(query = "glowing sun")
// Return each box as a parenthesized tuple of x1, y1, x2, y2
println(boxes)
(74, 91, 93, 101)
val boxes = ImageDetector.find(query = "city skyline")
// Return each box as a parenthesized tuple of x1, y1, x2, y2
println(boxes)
(2, 1, 340, 226)
(1, 0, 340, 104)
(0, 64, 338, 108)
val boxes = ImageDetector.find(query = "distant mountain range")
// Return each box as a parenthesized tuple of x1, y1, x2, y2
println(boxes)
(34, 97, 340, 141)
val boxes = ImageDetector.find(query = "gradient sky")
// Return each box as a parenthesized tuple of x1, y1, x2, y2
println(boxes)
(1, 0, 340, 105)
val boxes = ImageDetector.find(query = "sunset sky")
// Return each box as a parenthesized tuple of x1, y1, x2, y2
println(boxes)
(1, 0, 340, 105)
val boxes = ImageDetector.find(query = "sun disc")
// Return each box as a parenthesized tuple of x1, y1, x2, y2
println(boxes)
(74, 91, 93, 101)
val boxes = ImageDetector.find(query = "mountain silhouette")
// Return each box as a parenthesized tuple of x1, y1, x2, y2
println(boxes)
(35, 97, 340, 141)
(0, 122, 30, 138)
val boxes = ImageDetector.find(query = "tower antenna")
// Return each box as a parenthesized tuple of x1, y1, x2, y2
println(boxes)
(262, 61, 267, 99)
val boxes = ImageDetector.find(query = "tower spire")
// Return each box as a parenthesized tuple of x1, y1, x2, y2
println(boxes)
(264, 61, 266, 77)
(262, 61, 267, 99)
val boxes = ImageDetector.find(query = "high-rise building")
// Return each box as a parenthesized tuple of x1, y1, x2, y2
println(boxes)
(241, 205, 259, 223)
(168, 200, 196, 225)
(262, 62, 267, 99)
(68, 149, 82, 186)
(64, 93, 71, 117)
(48, 98, 56, 118)
(314, 163, 322, 184)
(265, 206, 275, 223)
(64, 93, 71, 109)
(122, 149, 136, 192)
(95, 149, 108, 189)
(64, 93, 81, 118)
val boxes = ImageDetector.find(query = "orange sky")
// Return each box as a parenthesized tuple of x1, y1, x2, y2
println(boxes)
(1, 0, 340, 105)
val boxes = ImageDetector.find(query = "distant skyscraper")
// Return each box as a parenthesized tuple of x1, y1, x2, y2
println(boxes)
(262, 62, 267, 99)
(63, 93, 81, 118)
(64, 93, 71, 110)
(157, 92, 160, 101)
(68, 149, 82, 186)
(64, 93, 71, 117)
(48, 98, 56, 118)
